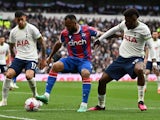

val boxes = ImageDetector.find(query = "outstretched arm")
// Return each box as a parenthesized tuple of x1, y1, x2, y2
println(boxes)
(99, 25, 121, 41)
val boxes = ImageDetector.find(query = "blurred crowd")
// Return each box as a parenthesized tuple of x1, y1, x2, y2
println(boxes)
(1, 13, 160, 73)
(0, 0, 160, 16)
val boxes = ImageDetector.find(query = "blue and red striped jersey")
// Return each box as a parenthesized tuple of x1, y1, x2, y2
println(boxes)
(60, 25, 98, 60)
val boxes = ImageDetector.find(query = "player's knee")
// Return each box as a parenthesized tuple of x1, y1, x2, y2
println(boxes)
(81, 69, 90, 78)
(6, 73, 13, 79)
(26, 75, 33, 80)
(135, 67, 144, 75)
(52, 62, 64, 72)
(26, 73, 34, 80)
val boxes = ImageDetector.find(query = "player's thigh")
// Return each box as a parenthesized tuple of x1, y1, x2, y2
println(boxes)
(25, 61, 37, 79)
(58, 57, 74, 72)
(9, 58, 25, 76)
(77, 60, 93, 74)
(52, 61, 64, 72)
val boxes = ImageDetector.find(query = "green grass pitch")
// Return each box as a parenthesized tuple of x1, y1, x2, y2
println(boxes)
(0, 81, 159, 120)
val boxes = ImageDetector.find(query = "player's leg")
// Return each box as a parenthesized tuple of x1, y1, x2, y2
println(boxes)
(36, 60, 64, 104)
(154, 62, 160, 93)
(157, 76, 160, 94)
(9, 77, 19, 90)
(89, 56, 126, 111)
(134, 61, 147, 111)
(77, 68, 91, 112)
(0, 68, 16, 106)
(25, 61, 38, 97)
(88, 73, 112, 111)
(13, 77, 19, 88)
(144, 70, 150, 92)
(144, 61, 152, 92)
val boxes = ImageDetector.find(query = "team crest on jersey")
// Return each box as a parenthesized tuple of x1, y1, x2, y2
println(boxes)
(82, 33, 86, 37)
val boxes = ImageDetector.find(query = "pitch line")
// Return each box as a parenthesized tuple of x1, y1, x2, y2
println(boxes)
(0, 114, 36, 120)
(3, 107, 160, 112)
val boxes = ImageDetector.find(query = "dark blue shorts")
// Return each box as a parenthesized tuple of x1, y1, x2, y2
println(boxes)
(9, 58, 37, 76)
(105, 56, 144, 80)
(59, 57, 92, 73)
(0, 65, 7, 73)
(146, 61, 160, 71)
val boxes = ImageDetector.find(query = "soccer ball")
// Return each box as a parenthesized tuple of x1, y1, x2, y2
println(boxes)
(24, 97, 41, 112)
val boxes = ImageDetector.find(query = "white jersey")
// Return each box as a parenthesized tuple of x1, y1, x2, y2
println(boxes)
(0, 43, 10, 65)
(9, 22, 41, 62)
(99, 20, 154, 58)
(147, 39, 160, 62)
(118, 21, 152, 58)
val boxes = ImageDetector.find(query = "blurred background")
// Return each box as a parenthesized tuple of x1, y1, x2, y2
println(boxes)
(0, 0, 160, 74)
(1, 0, 160, 15)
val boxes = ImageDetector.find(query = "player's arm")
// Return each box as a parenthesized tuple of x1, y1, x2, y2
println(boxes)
(37, 36, 46, 59)
(6, 45, 11, 65)
(144, 44, 149, 65)
(146, 38, 157, 67)
(37, 36, 47, 69)
(94, 25, 121, 47)
(9, 43, 15, 58)
(47, 40, 62, 64)
(98, 25, 121, 41)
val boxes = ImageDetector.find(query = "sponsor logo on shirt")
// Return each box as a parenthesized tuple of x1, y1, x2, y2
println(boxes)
(17, 40, 29, 47)
(68, 39, 87, 46)
(124, 35, 137, 43)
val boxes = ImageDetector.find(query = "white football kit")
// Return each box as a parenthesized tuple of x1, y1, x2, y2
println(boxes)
(9, 22, 41, 62)
(147, 39, 160, 62)
(99, 20, 155, 59)
(0, 43, 10, 65)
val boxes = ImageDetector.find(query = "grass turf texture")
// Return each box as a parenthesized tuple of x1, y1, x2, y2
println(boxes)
(0, 81, 159, 120)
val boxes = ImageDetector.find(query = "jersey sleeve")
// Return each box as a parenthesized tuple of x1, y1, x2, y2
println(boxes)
(32, 25, 41, 40)
(88, 26, 98, 37)
(8, 29, 15, 43)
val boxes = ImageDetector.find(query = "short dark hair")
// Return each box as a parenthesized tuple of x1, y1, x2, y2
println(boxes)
(64, 14, 77, 21)
(15, 10, 26, 18)
(123, 8, 139, 18)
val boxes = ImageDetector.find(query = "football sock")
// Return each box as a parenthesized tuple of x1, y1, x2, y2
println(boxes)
(82, 78, 91, 103)
(12, 77, 16, 83)
(98, 94, 106, 108)
(137, 85, 145, 102)
(2, 78, 12, 101)
(157, 76, 160, 89)
(27, 78, 37, 97)
(144, 74, 148, 90)
(45, 71, 57, 98)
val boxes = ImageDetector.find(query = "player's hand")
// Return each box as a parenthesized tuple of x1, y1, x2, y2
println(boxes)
(94, 39, 101, 49)
(39, 59, 47, 69)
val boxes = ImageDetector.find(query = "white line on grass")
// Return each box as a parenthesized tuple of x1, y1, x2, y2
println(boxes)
(0, 114, 36, 120)
(3, 107, 160, 112)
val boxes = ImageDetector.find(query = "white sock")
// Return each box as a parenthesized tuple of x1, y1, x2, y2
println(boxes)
(98, 94, 106, 108)
(80, 102, 87, 107)
(44, 92, 50, 99)
(144, 74, 148, 90)
(157, 76, 160, 89)
(137, 85, 145, 102)
(2, 78, 12, 101)
(27, 78, 38, 97)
